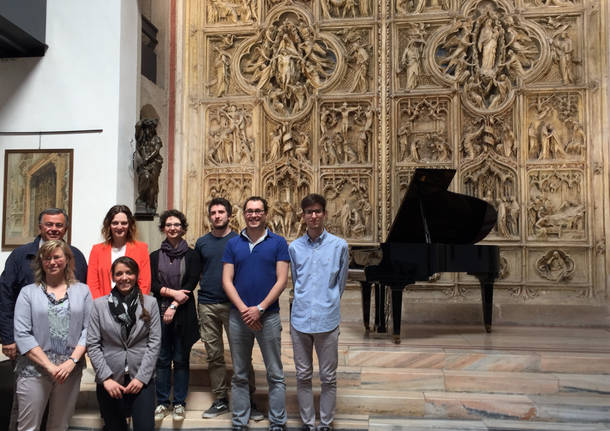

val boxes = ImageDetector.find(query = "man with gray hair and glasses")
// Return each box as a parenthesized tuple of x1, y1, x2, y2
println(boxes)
(0, 208, 87, 429)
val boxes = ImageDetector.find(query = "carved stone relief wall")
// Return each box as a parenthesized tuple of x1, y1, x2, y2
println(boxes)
(182, 0, 608, 323)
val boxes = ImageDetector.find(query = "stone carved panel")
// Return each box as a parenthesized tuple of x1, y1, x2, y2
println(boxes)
(205, 36, 247, 98)
(321, 170, 373, 240)
(526, 93, 585, 161)
(203, 171, 254, 232)
(234, 5, 346, 121)
(320, 0, 372, 19)
(461, 110, 517, 163)
(320, 102, 374, 165)
(527, 247, 590, 289)
(205, 104, 256, 166)
(426, 1, 549, 114)
(206, 0, 259, 25)
(184, 0, 607, 323)
(462, 158, 519, 239)
(527, 169, 585, 240)
(396, 97, 451, 164)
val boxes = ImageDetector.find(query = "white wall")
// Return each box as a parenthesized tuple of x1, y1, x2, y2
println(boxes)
(0, 0, 140, 266)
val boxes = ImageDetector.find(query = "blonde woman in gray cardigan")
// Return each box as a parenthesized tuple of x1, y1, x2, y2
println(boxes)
(86, 256, 161, 431)
(13, 240, 92, 431)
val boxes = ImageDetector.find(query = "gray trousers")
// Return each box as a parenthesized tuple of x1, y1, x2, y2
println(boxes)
(228, 310, 286, 427)
(16, 367, 82, 431)
(290, 324, 339, 428)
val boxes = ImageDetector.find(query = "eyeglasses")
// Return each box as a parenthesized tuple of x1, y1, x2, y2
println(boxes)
(42, 222, 65, 228)
(244, 209, 265, 215)
(165, 223, 182, 228)
(304, 209, 324, 215)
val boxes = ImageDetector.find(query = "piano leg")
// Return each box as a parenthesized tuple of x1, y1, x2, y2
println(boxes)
(475, 274, 495, 333)
(360, 282, 371, 334)
(374, 284, 386, 333)
(390, 285, 404, 344)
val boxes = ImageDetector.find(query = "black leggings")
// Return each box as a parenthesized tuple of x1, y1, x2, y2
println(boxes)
(96, 376, 155, 431)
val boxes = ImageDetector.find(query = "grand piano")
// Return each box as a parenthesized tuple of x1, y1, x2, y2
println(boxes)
(351, 168, 500, 343)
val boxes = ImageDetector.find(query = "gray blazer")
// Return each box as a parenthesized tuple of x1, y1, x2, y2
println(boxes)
(86, 293, 161, 385)
(14, 282, 92, 356)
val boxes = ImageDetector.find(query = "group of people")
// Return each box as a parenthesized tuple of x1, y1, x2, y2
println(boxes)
(0, 193, 349, 431)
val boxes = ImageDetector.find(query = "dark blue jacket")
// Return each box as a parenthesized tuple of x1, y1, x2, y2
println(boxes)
(0, 236, 87, 344)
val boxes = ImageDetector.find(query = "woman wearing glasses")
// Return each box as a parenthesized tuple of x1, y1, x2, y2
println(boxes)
(150, 210, 201, 421)
(87, 205, 151, 299)
(13, 240, 92, 430)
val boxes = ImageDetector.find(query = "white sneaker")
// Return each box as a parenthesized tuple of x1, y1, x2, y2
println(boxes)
(154, 404, 170, 421)
(173, 404, 186, 421)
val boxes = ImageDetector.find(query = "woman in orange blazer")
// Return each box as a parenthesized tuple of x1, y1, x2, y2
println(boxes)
(88, 205, 151, 299)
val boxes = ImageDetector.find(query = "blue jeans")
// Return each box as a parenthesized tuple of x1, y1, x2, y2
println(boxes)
(228, 310, 286, 426)
(156, 320, 192, 406)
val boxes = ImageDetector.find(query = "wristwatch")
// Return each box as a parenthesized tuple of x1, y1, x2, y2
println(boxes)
(69, 357, 78, 364)
(169, 304, 178, 310)
(257, 304, 265, 315)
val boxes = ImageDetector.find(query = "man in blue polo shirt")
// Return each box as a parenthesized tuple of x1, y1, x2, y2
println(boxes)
(222, 196, 290, 431)
(289, 194, 348, 431)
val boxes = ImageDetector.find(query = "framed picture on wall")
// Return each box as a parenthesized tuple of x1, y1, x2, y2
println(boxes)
(2, 149, 74, 248)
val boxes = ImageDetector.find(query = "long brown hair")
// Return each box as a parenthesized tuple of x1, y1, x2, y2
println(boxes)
(33, 240, 76, 286)
(111, 256, 150, 322)
(101, 205, 137, 244)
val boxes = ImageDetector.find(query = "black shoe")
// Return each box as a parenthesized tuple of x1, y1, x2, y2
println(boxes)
(249, 402, 265, 422)
(232, 426, 248, 431)
(301, 426, 315, 431)
(202, 397, 229, 418)
(318, 427, 333, 431)
(269, 424, 286, 431)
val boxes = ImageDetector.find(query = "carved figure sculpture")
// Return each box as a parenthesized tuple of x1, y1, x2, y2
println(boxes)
(536, 250, 575, 282)
(134, 119, 163, 215)
(552, 30, 575, 84)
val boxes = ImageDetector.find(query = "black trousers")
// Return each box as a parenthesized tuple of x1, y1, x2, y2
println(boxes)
(96, 376, 155, 431)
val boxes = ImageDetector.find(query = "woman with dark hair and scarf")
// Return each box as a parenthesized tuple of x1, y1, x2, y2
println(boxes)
(150, 209, 202, 422)
(86, 256, 161, 431)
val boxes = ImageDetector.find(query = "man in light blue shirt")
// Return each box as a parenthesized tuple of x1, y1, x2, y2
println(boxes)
(288, 194, 348, 431)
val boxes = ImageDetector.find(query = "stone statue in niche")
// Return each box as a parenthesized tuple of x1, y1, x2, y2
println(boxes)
(528, 171, 585, 239)
(239, 13, 339, 119)
(340, 29, 371, 93)
(207, 36, 235, 97)
(397, 98, 449, 163)
(207, 104, 254, 165)
(434, 4, 543, 112)
(540, 17, 578, 83)
(207, 0, 258, 24)
(535, 249, 575, 282)
(320, 103, 373, 165)
(323, 177, 371, 238)
(320, 0, 368, 19)
(397, 24, 427, 91)
(134, 119, 163, 216)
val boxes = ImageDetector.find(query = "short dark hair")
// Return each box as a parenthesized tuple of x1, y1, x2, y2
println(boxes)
(158, 209, 188, 233)
(38, 208, 70, 228)
(208, 197, 232, 216)
(101, 205, 137, 244)
(243, 196, 268, 213)
(301, 194, 326, 212)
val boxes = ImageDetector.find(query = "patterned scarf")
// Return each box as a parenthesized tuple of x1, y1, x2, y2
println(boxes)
(158, 239, 188, 292)
(108, 285, 140, 339)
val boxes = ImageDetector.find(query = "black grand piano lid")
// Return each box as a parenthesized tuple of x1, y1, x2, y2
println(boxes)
(387, 168, 498, 244)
